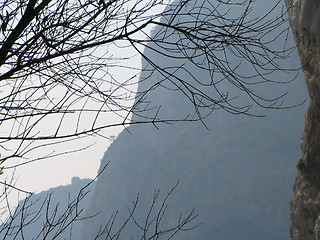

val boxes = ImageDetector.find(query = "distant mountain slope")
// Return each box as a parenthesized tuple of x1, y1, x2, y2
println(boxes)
(80, 1, 308, 240)
(1, 177, 94, 240)
(81, 106, 306, 240)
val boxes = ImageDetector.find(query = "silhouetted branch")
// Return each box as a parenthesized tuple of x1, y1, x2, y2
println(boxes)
(0, 0, 298, 167)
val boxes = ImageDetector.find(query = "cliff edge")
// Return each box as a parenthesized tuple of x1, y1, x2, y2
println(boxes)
(80, 2, 307, 239)
(285, 1, 320, 239)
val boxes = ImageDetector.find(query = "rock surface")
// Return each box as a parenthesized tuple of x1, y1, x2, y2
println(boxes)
(80, 2, 308, 240)
(284, 1, 320, 240)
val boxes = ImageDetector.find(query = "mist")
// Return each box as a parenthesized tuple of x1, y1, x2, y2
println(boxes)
(1, 0, 309, 240)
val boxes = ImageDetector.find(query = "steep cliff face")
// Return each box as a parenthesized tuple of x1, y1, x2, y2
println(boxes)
(284, 1, 320, 240)
(79, 2, 308, 240)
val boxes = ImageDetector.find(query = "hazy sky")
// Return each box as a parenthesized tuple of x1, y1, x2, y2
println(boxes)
(11, 128, 121, 192)
(5, 50, 142, 194)
(0, 2, 174, 209)
(1, 0, 289, 200)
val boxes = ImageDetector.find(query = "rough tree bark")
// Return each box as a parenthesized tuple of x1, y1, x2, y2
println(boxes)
(284, 0, 320, 239)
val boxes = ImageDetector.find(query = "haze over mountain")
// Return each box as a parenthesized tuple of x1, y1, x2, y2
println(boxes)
(79, 1, 308, 240)
(0, 177, 94, 240)
(0, 1, 312, 240)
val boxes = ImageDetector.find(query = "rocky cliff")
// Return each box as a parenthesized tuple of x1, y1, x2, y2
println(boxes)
(284, 1, 320, 240)
(80, 1, 308, 240)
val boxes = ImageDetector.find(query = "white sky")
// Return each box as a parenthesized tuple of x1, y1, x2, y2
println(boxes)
(5, 57, 141, 194)
(0, 1, 174, 197)
(1, 47, 143, 198)
(1, 55, 139, 221)
(11, 127, 122, 192)
(0, 0, 288, 205)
